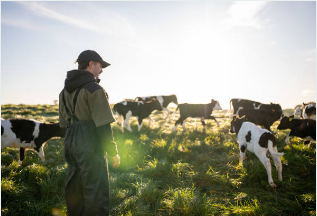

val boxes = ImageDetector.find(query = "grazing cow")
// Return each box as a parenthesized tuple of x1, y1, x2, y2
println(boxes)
(277, 115, 316, 145)
(230, 116, 284, 189)
(302, 103, 316, 120)
(237, 108, 284, 131)
(135, 94, 178, 120)
(173, 99, 222, 132)
(230, 98, 282, 115)
(113, 99, 163, 132)
(1, 119, 65, 165)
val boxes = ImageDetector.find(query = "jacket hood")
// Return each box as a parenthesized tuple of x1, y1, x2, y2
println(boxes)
(64, 70, 99, 92)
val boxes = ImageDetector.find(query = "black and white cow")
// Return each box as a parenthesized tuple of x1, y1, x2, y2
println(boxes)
(230, 98, 282, 115)
(237, 108, 284, 131)
(173, 99, 222, 132)
(1, 119, 65, 165)
(302, 103, 316, 120)
(135, 94, 178, 121)
(230, 116, 284, 190)
(277, 115, 316, 145)
(113, 99, 163, 132)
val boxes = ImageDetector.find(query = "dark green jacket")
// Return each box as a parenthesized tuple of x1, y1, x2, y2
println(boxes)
(59, 70, 118, 156)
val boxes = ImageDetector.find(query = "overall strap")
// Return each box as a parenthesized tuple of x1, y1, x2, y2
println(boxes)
(62, 87, 83, 125)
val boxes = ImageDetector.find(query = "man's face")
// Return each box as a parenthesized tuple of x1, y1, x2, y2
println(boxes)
(90, 61, 103, 78)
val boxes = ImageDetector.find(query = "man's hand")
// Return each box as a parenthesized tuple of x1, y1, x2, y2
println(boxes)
(111, 154, 120, 169)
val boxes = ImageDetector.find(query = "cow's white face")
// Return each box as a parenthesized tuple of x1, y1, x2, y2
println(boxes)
(214, 102, 222, 111)
(294, 107, 302, 116)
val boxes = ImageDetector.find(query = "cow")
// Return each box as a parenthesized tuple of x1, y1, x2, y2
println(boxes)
(229, 116, 284, 190)
(135, 94, 178, 121)
(229, 98, 282, 115)
(293, 104, 303, 118)
(173, 99, 222, 132)
(277, 115, 316, 145)
(113, 98, 163, 132)
(237, 108, 284, 131)
(1, 118, 65, 165)
(302, 103, 316, 120)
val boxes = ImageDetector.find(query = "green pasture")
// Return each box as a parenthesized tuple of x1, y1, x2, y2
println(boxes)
(1, 104, 315, 215)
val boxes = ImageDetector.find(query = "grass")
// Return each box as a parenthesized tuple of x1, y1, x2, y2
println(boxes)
(1, 104, 316, 215)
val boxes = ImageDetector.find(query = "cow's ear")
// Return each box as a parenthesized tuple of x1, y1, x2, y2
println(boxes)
(289, 115, 294, 121)
(233, 116, 237, 122)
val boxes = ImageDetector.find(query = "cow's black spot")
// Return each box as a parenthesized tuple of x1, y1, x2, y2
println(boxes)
(241, 145, 247, 153)
(1, 126, 3, 136)
(259, 132, 276, 148)
(10, 119, 36, 143)
(246, 131, 252, 142)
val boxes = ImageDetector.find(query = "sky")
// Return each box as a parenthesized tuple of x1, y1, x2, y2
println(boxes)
(1, 1, 316, 109)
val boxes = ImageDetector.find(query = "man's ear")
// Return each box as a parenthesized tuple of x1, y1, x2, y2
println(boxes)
(88, 61, 94, 68)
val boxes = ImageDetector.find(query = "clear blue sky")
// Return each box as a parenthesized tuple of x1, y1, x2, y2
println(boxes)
(1, 1, 316, 109)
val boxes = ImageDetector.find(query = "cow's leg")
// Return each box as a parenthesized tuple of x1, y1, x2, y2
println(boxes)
(19, 147, 25, 165)
(138, 118, 143, 132)
(182, 119, 187, 131)
(118, 115, 124, 132)
(206, 116, 219, 127)
(271, 146, 283, 181)
(124, 111, 133, 132)
(285, 132, 291, 145)
(173, 117, 185, 132)
(163, 107, 170, 121)
(200, 117, 206, 131)
(148, 116, 152, 128)
(240, 145, 247, 162)
(257, 151, 276, 189)
(37, 145, 45, 162)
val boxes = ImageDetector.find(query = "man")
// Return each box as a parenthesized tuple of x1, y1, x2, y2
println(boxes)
(59, 50, 120, 216)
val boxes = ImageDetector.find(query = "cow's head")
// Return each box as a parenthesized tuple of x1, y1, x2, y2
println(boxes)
(52, 123, 65, 138)
(171, 94, 178, 105)
(211, 99, 222, 111)
(148, 98, 163, 111)
(277, 115, 293, 130)
(294, 107, 302, 116)
(229, 116, 245, 134)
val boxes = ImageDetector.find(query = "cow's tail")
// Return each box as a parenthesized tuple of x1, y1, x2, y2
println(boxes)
(268, 140, 284, 158)
(225, 99, 234, 117)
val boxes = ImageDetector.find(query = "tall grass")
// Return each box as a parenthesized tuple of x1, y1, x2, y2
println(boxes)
(1, 104, 316, 215)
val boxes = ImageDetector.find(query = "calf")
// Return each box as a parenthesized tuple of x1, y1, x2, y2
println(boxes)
(230, 98, 282, 115)
(277, 115, 316, 145)
(173, 99, 222, 132)
(237, 108, 284, 131)
(230, 116, 284, 189)
(135, 94, 178, 121)
(113, 99, 163, 132)
(302, 103, 316, 120)
(1, 119, 65, 165)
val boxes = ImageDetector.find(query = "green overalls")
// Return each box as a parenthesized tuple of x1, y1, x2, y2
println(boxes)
(59, 70, 115, 216)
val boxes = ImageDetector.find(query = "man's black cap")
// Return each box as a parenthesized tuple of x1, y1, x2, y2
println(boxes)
(76, 50, 111, 68)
